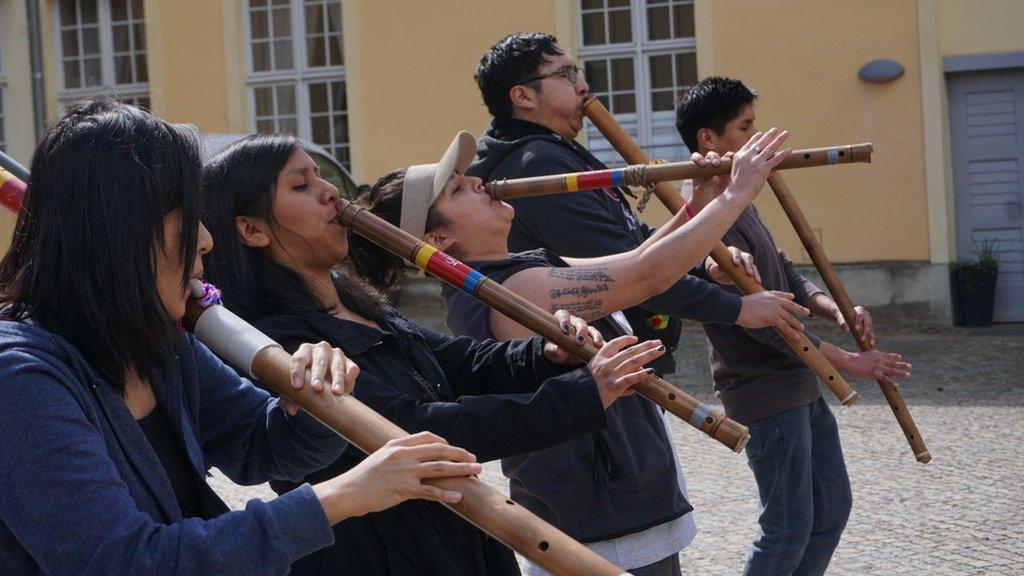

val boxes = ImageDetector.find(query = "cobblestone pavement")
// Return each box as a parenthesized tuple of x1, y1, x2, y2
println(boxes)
(210, 303, 1024, 575)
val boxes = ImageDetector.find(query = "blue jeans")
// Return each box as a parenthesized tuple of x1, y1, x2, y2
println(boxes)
(742, 397, 852, 576)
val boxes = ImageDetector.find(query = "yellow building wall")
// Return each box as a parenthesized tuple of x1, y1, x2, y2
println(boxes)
(701, 0, 930, 264)
(144, 0, 247, 131)
(343, 0, 575, 184)
(936, 0, 1024, 57)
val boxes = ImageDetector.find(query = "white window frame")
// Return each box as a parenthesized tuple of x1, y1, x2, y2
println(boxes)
(244, 0, 349, 168)
(578, 0, 697, 163)
(52, 0, 149, 105)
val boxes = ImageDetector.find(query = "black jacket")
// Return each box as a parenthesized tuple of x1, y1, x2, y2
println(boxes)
(254, 305, 606, 576)
(468, 118, 743, 374)
(443, 249, 692, 543)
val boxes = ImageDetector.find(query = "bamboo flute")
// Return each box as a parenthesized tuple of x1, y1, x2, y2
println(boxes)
(0, 159, 631, 576)
(578, 97, 860, 407)
(485, 144, 873, 201)
(766, 173, 930, 462)
(335, 198, 751, 453)
(183, 283, 630, 576)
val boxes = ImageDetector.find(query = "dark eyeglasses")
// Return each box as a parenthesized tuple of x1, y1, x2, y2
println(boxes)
(521, 65, 584, 86)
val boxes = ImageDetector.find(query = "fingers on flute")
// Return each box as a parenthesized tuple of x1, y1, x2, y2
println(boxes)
(390, 430, 452, 448)
(310, 342, 332, 391)
(291, 343, 314, 388)
(554, 309, 572, 335)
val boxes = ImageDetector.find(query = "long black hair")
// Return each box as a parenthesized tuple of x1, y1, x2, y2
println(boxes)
(347, 168, 451, 291)
(201, 134, 384, 323)
(0, 96, 203, 392)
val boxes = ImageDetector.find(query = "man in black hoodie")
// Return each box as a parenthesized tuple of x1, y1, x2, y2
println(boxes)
(468, 33, 808, 379)
(466, 33, 810, 576)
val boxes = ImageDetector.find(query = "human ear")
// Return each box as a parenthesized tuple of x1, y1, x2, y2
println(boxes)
(423, 230, 456, 253)
(509, 85, 537, 112)
(235, 216, 272, 248)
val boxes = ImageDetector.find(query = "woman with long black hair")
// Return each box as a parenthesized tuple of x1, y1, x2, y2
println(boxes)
(0, 97, 482, 575)
(201, 132, 663, 575)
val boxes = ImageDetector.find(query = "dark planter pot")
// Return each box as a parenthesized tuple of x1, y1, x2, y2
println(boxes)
(951, 266, 998, 327)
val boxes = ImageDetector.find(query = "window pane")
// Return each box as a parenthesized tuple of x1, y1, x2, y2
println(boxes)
(131, 0, 144, 18)
(581, 0, 603, 10)
(135, 54, 148, 83)
(331, 81, 346, 110)
(84, 57, 102, 86)
(673, 2, 695, 38)
(309, 83, 328, 113)
(612, 94, 635, 114)
(279, 117, 298, 135)
(62, 30, 80, 57)
(82, 27, 100, 55)
(272, 0, 288, 5)
(311, 116, 331, 144)
(608, 9, 632, 43)
(651, 90, 674, 111)
(64, 60, 82, 89)
(649, 54, 673, 89)
(305, 4, 323, 35)
(114, 55, 132, 84)
(133, 23, 146, 51)
(256, 119, 274, 133)
(647, 6, 670, 41)
(596, 94, 610, 109)
(581, 12, 605, 46)
(611, 58, 634, 90)
(113, 24, 130, 52)
(334, 117, 348, 143)
(328, 37, 343, 66)
(675, 52, 697, 87)
(327, 3, 342, 33)
(250, 10, 269, 40)
(307, 35, 326, 67)
(584, 60, 608, 93)
(80, 0, 98, 24)
(251, 42, 271, 72)
(60, 0, 77, 26)
(271, 7, 291, 38)
(334, 147, 349, 170)
(273, 39, 293, 69)
(254, 86, 274, 116)
(111, 0, 128, 21)
(608, 0, 630, 6)
(276, 85, 296, 114)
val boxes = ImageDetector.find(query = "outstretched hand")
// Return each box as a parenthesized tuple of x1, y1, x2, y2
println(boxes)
(728, 128, 792, 199)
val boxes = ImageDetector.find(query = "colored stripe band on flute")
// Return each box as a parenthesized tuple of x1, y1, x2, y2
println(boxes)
(827, 148, 840, 165)
(564, 174, 579, 192)
(688, 403, 713, 429)
(414, 243, 485, 295)
(0, 169, 25, 213)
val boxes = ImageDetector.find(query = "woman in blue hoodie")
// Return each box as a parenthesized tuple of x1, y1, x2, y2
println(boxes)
(0, 97, 482, 576)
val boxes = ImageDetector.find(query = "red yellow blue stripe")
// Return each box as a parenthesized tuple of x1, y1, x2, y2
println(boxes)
(0, 168, 25, 213)
(413, 243, 484, 295)
(561, 169, 625, 193)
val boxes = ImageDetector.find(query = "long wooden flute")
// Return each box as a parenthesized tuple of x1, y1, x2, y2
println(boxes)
(182, 282, 630, 576)
(0, 157, 632, 576)
(485, 143, 873, 201)
(766, 173, 930, 462)
(335, 198, 751, 453)
(576, 97, 859, 407)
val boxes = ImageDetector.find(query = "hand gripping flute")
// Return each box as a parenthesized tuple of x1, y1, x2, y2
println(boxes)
(334, 197, 750, 453)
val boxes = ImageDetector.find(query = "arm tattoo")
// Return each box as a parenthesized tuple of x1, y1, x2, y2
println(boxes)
(548, 300, 605, 315)
(546, 266, 614, 283)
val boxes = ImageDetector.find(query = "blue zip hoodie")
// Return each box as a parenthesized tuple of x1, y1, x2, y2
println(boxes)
(0, 320, 347, 575)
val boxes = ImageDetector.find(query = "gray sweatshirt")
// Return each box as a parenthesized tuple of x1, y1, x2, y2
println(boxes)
(702, 205, 825, 424)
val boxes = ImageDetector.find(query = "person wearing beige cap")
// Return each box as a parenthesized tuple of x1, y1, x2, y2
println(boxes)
(201, 133, 666, 576)
(351, 126, 804, 576)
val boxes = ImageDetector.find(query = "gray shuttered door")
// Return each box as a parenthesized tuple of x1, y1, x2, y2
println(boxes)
(949, 69, 1024, 322)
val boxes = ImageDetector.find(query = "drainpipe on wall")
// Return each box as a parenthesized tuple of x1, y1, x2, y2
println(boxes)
(26, 0, 46, 141)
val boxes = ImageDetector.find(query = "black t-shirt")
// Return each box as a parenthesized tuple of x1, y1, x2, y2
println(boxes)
(137, 406, 202, 518)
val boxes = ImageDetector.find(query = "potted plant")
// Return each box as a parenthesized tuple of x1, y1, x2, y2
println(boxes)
(951, 239, 1000, 327)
